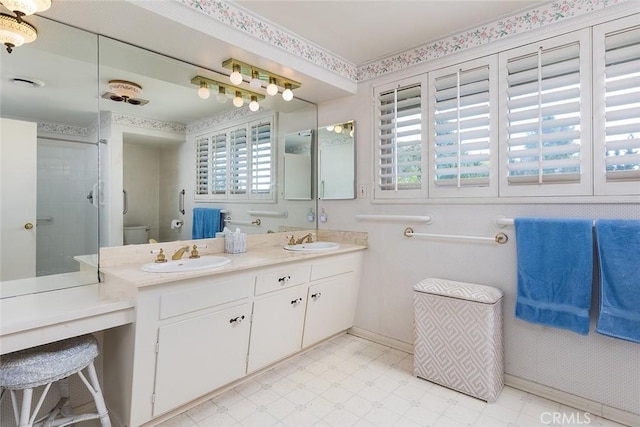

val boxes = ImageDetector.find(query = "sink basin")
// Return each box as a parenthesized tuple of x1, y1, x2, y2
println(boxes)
(141, 256, 231, 273)
(283, 241, 340, 252)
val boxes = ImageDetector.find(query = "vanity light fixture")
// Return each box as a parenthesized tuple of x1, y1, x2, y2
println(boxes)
(232, 90, 244, 107)
(266, 77, 278, 96)
(191, 76, 264, 110)
(229, 63, 243, 85)
(216, 86, 227, 103)
(249, 95, 260, 112)
(222, 58, 301, 99)
(249, 70, 262, 90)
(0, 0, 50, 23)
(0, 12, 36, 53)
(197, 80, 210, 99)
(282, 83, 294, 101)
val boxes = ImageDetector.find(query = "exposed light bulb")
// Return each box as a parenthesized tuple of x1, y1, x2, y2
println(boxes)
(197, 81, 210, 99)
(266, 77, 278, 96)
(334, 124, 343, 134)
(249, 70, 262, 90)
(249, 95, 260, 112)
(232, 91, 244, 107)
(282, 83, 293, 101)
(326, 126, 334, 132)
(350, 129, 354, 137)
(229, 64, 243, 85)
(216, 86, 227, 103)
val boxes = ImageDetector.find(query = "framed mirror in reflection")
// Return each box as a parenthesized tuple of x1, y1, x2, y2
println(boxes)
(318, 121, 356, 200)
(0, 16, 100, 298)
(284, 129, 313, 200)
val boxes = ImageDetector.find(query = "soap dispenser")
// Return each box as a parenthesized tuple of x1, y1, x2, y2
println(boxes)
(307, 208, 315, 222)
(319, 208, 327, 223)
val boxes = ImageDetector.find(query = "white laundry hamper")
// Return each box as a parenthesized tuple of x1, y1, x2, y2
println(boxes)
(413, 278, 504, 402)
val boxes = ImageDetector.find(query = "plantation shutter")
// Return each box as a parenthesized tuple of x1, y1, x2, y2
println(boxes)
(602, 25, 640, 182)
(376, 83, 423, 195)
(432, 63, 494, 190)
(211, 131, 228, 195)
(502, 33, 590, 193)
(250, 120, 273, 196)
(195, 135, 210, 195)
(229, 126, 248, 195)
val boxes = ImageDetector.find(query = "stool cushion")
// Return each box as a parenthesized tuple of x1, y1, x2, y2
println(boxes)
(0, 334, 99, 389)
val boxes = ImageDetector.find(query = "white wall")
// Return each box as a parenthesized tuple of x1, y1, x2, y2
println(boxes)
(317, 16, 640, 418)
(123, 143, 160, 242)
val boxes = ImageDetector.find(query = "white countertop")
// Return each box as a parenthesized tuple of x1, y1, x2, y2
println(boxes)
(0, 283, 135, 354)
(101, 243, 366, 288)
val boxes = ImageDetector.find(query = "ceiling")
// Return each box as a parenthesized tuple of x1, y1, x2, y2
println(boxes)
(1, 1, 549, 129)
(235, 0, 544, 65)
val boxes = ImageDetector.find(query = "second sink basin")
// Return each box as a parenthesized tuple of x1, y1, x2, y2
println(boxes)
(142, 256, 231, 273)
(284, 241, 340, 252)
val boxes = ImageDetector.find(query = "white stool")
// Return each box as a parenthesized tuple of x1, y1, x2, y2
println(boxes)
(0, 334, 111, 427)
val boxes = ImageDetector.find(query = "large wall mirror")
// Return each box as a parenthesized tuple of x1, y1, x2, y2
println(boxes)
(0, 17, 99, 297)
(0, 16, 317, 298)
(318, 121, 355, 200)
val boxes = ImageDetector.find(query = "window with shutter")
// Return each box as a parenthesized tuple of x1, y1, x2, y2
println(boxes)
(374, 78, 426, 199)
(250, 120, 273, 197)
(194, 115, 275, 201)
(195, 135, 210, 196)
(594, 18, 640, 195)
(429, 57, 498, 197)
(229, 126, 248, 196)
(499, 30, 592, 196)
(211, 131, 228, 195)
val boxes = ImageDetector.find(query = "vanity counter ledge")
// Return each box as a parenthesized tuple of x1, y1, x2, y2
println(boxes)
(0, 283, 135, 354)
(100, 243, 367, 288)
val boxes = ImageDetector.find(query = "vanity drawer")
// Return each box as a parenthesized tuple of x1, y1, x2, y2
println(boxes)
(255, 264, 311, 295)
(160, 276, 253, 320)
(310, 254, 357, 281)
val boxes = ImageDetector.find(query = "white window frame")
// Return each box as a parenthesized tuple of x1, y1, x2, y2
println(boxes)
(373, 76, 428, 200)
(428, 56, 499, 198)
(194, 115, 276, 203)
(498, 29, 593, 197)
(593, 15, 640, 196)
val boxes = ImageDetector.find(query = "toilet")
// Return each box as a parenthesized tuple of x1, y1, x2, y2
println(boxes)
(123, 225, 150, 245)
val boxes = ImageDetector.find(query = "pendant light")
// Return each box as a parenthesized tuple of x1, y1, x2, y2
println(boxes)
(0, 13, 37, 53)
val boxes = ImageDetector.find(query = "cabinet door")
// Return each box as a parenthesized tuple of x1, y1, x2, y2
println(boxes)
(303, 273, 357, 348)
(247, 285, 307, 373)
(153, 304, 251, 416)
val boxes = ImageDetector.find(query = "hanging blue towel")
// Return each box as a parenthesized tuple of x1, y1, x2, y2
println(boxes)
(595, 219, 640, 344)
(514, 218, 593, 335)
(192, 207, 222, 239)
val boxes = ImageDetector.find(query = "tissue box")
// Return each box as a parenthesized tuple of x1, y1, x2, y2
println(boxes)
(225, 232, 247, 254)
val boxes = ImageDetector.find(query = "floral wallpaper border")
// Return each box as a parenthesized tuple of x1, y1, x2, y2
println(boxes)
(38, 122, 89, 137)
(111, 113, 187, 134)
(178, 0, 629, 82)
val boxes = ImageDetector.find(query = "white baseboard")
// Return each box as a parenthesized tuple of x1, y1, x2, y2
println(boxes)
(347, 327, 638, 427)
(347, 327, 413, 353)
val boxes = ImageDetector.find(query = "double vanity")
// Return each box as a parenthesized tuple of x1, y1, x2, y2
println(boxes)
(1, 230, 366, 427)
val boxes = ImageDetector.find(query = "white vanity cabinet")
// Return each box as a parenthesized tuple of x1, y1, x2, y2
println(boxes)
(303, 253, 361, 348)
(114, 248, 364, 427)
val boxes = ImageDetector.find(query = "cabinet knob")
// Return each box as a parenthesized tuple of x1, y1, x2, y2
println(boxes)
(311, 292, 322, 299)
(24, 222, 34, 230)
(229, 315, 245, 324)
(290, 297, 303, 305)
(278, 275, 291, 284)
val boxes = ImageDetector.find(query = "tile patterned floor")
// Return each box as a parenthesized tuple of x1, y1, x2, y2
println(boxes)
(155, 334, 626, 427)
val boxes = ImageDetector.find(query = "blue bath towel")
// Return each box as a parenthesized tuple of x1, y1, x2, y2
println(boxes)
(595, 219, 640, 343)
(192, 207, 222, 239)
(514, 218, 593, 335)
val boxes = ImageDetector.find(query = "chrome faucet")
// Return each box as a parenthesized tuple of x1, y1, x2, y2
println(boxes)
(172, 246, 190, 260)
(295, 233, 314, 245)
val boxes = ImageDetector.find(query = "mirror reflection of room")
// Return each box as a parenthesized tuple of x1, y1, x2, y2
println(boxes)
(284, 129, 313, 200)
(318, 120, 355, 199)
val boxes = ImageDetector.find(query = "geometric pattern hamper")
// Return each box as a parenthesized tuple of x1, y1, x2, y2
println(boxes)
(414, 277, 504, 402)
